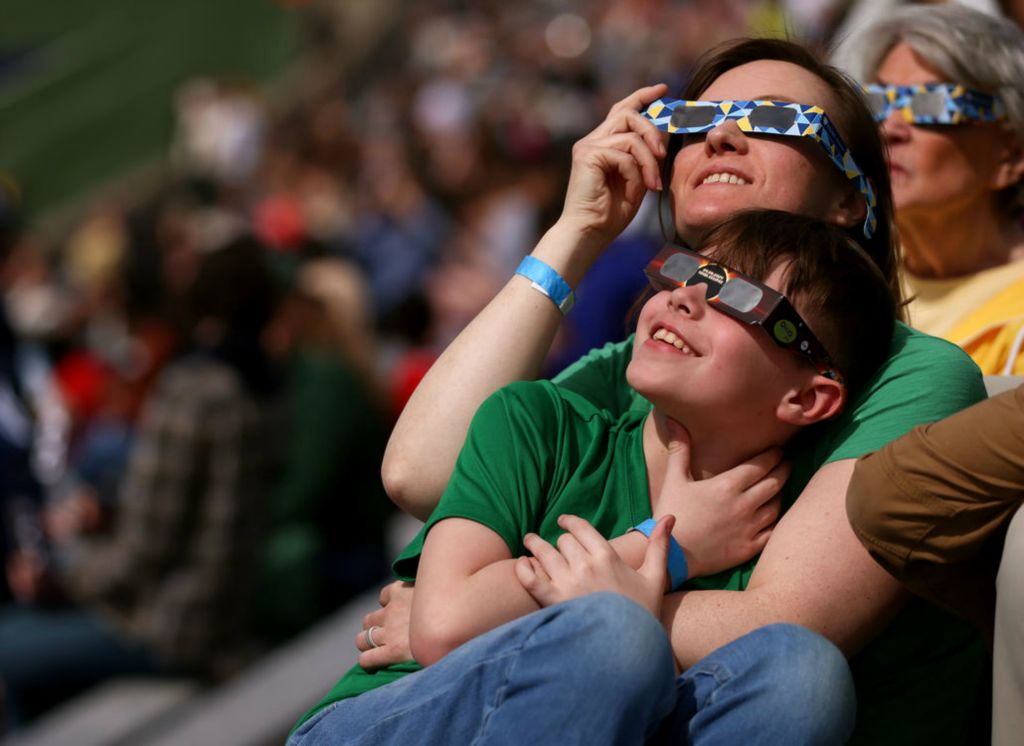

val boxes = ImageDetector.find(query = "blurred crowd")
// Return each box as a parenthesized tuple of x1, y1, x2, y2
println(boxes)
(0, 0, 992, 731)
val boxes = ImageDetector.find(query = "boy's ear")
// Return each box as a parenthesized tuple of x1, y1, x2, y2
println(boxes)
(776, 375, 845, 426)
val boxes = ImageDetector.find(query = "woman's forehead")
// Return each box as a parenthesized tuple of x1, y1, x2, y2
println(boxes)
(875, 41, 946, 85)
(700, 60, 838, 112)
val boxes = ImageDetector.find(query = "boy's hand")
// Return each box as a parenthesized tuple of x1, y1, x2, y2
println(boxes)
(356, 580, 416, 670)
(515, 514, 673, 618)
(654, 419, 787, 578)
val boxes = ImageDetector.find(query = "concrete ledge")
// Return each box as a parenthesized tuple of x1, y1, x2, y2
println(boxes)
(134, 588, 379, 746)
(6, 678, 200, 746)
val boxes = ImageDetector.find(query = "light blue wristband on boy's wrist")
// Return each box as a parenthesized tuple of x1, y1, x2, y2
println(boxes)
(630, 518, 689, 592)
(515, 256, 576, 315)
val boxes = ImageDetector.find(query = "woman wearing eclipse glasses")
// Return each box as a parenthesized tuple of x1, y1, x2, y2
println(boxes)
(337, 38, 987, 743)
(840, 6, 1024, 745)
(854, 4, 1024, 376)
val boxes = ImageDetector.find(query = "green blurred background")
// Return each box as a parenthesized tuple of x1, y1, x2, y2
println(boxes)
(0, 0, 301, 218)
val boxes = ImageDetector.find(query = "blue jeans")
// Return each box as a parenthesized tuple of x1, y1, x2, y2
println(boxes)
(289, 593, 855, 745)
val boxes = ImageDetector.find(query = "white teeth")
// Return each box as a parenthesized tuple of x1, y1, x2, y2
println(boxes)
(702, 172, 748, 185)
(652, 327, 694, 355)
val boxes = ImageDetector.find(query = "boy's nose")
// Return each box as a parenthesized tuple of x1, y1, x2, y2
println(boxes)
(669, 283, 708, 318)
(704, 120, 750, 156)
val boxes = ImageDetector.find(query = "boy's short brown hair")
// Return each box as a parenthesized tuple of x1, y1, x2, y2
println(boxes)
(702, 209, 896, 397)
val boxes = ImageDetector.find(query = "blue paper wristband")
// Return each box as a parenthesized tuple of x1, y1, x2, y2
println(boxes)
(515, 256, 575, 315)
(630, 518, 688, 592)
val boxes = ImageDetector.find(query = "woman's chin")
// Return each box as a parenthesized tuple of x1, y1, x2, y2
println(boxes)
(675, 206, 728, 245)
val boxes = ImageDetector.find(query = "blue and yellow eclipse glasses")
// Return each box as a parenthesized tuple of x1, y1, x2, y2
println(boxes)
(863, 83, 1005, 126)
(642, 98, 877, 240)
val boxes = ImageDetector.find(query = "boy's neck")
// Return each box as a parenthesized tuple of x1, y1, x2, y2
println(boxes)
(641, 409, 789, 506)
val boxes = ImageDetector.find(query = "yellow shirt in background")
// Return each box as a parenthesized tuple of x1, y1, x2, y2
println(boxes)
(903, 260, 1024, 375)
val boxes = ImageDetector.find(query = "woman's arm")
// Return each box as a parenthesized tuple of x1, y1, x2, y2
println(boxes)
(382, 85, 670, 519)
(659, 459, 908, 668)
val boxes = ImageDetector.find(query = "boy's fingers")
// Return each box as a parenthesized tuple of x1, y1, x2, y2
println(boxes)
(524, 552, 557, 581)
(524, 532, 570, 575)
(749, 525, 773, 556)
(529, 556, 551, 582)
(514, 556, 537, 588)
(662, 418, 693, 483)
(557, 514, 611, 554)
(639, 515, 675, 582)
(719, 447, 786, 492)
(756, 495, 781, 531)
(555, 531, 589, 567)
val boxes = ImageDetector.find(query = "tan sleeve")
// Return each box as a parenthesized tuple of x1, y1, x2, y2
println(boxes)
(847, 385, 1024, 636)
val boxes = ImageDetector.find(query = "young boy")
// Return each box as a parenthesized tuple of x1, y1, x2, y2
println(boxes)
(290, 209, 896, 744)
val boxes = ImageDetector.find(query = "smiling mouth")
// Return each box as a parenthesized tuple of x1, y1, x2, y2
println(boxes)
(701, 172, 749, 185)
(652, 327, 698, 356)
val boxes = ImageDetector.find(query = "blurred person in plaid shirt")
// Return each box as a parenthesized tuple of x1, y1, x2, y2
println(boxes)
(0, 234, 283, 731)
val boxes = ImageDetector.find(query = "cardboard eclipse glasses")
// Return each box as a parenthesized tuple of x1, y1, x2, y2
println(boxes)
(863, 83, 1005, 126)
(644, 244, 845, 386)
(641, 97, 878, 240)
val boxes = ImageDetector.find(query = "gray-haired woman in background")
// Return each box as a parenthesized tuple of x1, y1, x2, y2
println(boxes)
(845, 6, 1024, 745)
(852, 4, 1024, 374)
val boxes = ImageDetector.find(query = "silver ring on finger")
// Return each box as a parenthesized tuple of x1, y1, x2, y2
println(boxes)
(366, 624, 382, 649)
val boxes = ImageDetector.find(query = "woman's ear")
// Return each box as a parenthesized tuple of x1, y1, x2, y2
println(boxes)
(827, 182, 868, 231)
(776, 374, 846, 426)
(992, 136, 1024, 191)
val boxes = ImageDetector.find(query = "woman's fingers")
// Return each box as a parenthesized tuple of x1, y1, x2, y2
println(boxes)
(355, 624, 382, 652)
(603, 83, 671, 154)
(580, 123, 665, 191)
(572, 139, 648, 201)
(596, 132, 664, 191)
(362, 608, 385, 631)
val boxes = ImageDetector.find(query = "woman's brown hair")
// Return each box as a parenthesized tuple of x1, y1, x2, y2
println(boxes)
(660, 38, 903, 311)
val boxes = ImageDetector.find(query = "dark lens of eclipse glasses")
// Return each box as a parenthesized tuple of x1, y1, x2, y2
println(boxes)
(909, 90, 946, 119)
(658, 253, 764, 313)
(865, 90, 888, 119)
(669, 105, 718, 129)
(747, 105, 798, 130)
